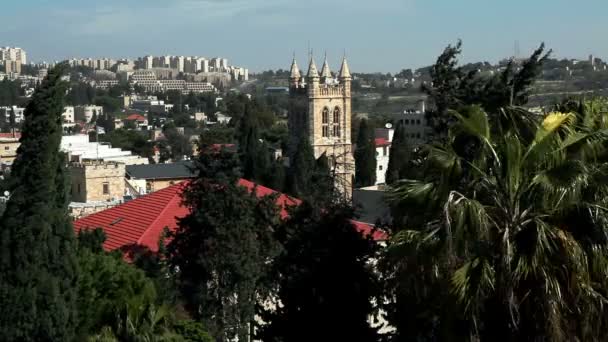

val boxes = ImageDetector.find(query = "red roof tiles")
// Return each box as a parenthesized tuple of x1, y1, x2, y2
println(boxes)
(375, 138, 391, 147)
(0, 133, 21, 139)
(125, 114, 147, 122)
(73, 179, 386, 255)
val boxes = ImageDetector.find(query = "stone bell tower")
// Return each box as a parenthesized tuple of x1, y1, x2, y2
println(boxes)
(288, 54, 355, 198)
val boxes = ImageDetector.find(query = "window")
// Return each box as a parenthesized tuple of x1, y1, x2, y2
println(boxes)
(322, 107, 329, 137)
(416, 133, 421, 138)
(383, 146, 387, 156)
(405, 119, 410, 125)
(77, 183, 81, 194)
(4, 146, 9, 151)
(379, 165, 383, 171)
(416, 119, 421, 125)
(102, 182, 110, 195)
(332, 107, 341, 137)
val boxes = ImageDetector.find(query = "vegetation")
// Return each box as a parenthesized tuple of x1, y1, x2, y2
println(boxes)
(0, 64, 79, 341)
(167, 148, 281, 341)
(384, 102, 608, 340)
(260, 202, 380, 342)
(355, 119, 377, 187)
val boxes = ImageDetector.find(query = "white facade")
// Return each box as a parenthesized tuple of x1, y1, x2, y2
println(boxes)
(374, 128, 394, 185)
(63, 106, 75, 123)
(61, 135, 149, 165)
(0, 47, 26, 65)
(390, 110, 430, 146)
(0, 106, 25, 123)
(75, 105, 104, 123)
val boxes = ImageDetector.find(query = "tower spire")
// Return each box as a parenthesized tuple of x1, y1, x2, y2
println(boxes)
(290, 54, 301, 79)
(320, 51, 332, 80)
(339, 55, 351, 79)
(307, 53, 319, 79)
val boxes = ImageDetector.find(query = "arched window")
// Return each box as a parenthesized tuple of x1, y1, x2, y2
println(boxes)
(332, 107, 341, 137)
(322, 107, 329, 137)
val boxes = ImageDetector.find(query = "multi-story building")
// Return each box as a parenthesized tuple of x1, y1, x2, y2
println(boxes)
(0, 133, 21, 165)
(373, 127, 394, 185)
(0, 47, 27, 65)
(3, 60, 21, 74)
(75, 105, 104, 123)
(0, 106, 26, 123)
(288, 55, 355, 197)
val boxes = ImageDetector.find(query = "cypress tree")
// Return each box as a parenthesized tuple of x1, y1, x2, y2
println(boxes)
(9, 107, 16, 134)
(386, 121, 411, 185)
(238, 104, 271, 183)
(286, 135, 316, 199)
(354, 119, 377, 187)
(0, 64, 79, 341)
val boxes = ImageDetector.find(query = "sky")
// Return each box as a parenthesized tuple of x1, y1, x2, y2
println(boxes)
(2, 0, 607, 73)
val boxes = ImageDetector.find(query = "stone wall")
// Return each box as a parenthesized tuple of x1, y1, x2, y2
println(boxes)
(70, 161, 126, 203)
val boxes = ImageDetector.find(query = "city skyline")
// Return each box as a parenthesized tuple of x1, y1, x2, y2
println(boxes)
(2, 0, 607, 72)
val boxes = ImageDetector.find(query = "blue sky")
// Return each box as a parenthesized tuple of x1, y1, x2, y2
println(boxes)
(2, 0, 607, 72)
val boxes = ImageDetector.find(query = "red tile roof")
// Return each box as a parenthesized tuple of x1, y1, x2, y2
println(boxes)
(73, 179, 386, 255)
(0, 133, 21, 139)
(126, 114, 147, 122)
(375, 138, 391, 147)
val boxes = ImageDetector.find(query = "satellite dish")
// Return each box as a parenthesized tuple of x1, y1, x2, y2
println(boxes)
(385, 123, 393, 129)
(3, 191, 9, 197)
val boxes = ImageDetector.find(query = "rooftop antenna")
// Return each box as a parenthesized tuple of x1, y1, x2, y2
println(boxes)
(514, 40, 520, 59)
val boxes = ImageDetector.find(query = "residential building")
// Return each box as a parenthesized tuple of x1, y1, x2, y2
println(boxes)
(124, 114, 149, 129)
(0, 106, 25, 123)
(194, 112, 206, 122)
(0, 47, 27, 65)
(75, 105, 104, 123)
(3, 60, 21, 74)
(0, 133, 21, 165)
(288, 55, 354, 197)
(38, 68, 48, 78)
(374, 127, 394, 185)
(61, 135, 149, 165)
(62, 106, 75, 127)
(125, 160, 196, 194)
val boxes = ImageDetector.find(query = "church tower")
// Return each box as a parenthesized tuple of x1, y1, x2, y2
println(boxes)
(288, 54, 355, 198)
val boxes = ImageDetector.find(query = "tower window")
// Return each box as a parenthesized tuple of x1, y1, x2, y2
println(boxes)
(322, 107, 329, 137)
(103, 182, 110, 195)
(333, 107, 341, 137)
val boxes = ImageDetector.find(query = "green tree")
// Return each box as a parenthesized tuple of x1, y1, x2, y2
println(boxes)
(385, 105, 608, 340)
(260, 202, 380, 342)
(9, 106, 16, 135)
(0, 64, 79, 341)
(355, 119, 377, 187)
(286, 135, 316, 199)
(423, 41, 550, 137)
(167, 148, 281, 342)
(385, 121, 410, 185)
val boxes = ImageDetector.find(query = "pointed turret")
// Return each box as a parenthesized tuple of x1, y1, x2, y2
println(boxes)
(290, 57, 301, 79)
(307, 57, 319, 79)
(339, 56, 351, 79)
(320, 54, 332, 80)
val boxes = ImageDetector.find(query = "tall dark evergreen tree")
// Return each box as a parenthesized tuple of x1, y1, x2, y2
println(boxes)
(286, 135, 316, 199)
(9, 107, 16, 134)
(167, 148, 281, 342)
(238, 104, 271, 184)
(354, 119, 377, 187)
(260, 202, 380, 342)
(0, 64, 79, 341)
(385, 121, 410, 185)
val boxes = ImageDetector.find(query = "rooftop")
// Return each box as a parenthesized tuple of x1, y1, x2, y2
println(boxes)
(126, 160, 196, 180)
(74, 179, 386, 256)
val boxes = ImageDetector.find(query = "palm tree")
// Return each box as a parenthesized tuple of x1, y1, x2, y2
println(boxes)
(385, 104, 608, 341)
